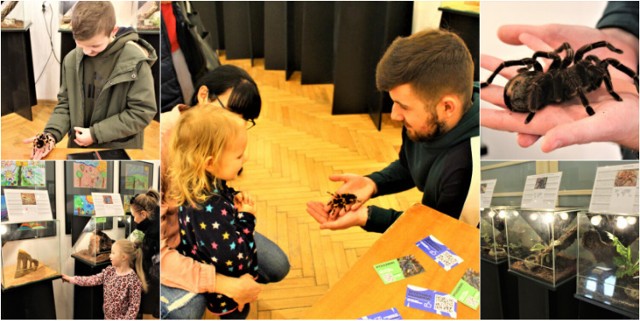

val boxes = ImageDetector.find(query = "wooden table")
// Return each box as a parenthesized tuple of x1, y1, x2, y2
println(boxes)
(304, 204, 480, 319)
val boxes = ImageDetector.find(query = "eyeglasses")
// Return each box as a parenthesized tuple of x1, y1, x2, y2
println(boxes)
(212, 94, 256, 130)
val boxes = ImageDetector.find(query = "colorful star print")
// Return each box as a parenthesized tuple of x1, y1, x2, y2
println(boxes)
(211, 242, 218, 250)
(212, 222, 220, 229)
(226, 260, 232, 266)
(222, 232, 230, 240)
(206, 204, 213, 212)
(200, 222, 206, 230)
(230, 242, 236, 250)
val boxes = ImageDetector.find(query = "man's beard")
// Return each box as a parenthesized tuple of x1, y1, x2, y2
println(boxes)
(407, 113, 449, 142)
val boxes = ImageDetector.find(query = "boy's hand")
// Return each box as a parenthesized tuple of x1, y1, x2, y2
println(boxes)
(73, 127, 94, 147)
(234, 192, 256, 215)
(23, 132, 56, 160)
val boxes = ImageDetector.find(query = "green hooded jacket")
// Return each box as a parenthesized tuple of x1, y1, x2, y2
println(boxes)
(45, 28, 157, 149)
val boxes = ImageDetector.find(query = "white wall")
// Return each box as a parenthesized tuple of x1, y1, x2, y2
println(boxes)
(412, 1, 443, 33)
(480, 1, 622, 160)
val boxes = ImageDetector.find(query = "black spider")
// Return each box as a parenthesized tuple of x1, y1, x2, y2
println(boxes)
(326, 192, 360, 218)
(481, 41, 639, 124)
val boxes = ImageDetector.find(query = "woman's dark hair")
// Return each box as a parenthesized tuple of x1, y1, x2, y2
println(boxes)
(190, 65, 262, 121)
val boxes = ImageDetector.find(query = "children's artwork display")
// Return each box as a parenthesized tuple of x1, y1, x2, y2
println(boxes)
(72, 161, 109, 189)
(65, 161, 114, 235)
(1, 195, 8, 222)
(1, 161, 46, 187)
(119, 161, 154, 214)
(73, 195, 95, 216)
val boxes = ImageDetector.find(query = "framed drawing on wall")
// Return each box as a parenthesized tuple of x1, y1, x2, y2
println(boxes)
(119, 161, 154, 214)
(64, 161, 114, 242)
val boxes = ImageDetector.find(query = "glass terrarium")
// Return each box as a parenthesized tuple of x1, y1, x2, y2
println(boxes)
(1, 220, 60, 289)
(136, 1, 160, 31)
(1, 1, 29, 29)
(70, 216, 130, 266)
(481, 206, 519, 263)
(576, 212, 639, 317)
(505, 208, 581, 287)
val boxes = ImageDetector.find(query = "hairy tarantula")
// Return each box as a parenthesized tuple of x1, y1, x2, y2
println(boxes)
(481, 41, 639, 124)
(326, 192, 361, 219)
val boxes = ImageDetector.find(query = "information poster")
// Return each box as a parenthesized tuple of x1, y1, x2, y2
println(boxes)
(480, 179, 497, 209)
(589, 164, 639, 214)
(521, 172, 562, 209)
(4, 189, 53, 223)
(92, 192, 125, 217)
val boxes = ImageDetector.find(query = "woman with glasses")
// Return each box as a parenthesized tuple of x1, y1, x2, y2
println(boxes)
(160, 65, 290, 319)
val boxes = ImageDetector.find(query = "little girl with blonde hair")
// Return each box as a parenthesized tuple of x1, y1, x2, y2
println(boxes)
(166, 105, 258, 319)
(63, 239, 147, 319)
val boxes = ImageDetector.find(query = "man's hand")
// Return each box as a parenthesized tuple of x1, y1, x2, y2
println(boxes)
(73, 127, 94, 147)
(325, 174, 377, 213)
(23, 132, 56, 160)
(307, 201, 368, 230)
(215, 273, 261, 312)
(481, 24, 639, 152)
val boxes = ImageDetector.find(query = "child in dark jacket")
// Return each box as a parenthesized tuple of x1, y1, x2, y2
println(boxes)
(166, 104, 257, 319)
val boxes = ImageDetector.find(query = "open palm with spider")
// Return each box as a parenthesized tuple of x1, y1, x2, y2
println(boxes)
(481, 24, 639, 153)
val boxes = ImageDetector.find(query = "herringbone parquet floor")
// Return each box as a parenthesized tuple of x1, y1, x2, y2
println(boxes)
(216, 55, 423, 319)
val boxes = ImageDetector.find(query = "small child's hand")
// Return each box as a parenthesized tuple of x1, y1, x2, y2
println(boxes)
(61, 274, 75, 284)
(23, 132, 56, 160)
(73, 127, 94, 147)
(234, 192, 256, 215)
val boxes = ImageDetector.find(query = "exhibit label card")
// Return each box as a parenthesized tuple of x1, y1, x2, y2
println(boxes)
(3, 189, 53, 223)
(359, 308, 403, 320)
(451, 279, 479, 310)
(480, 179, 497, 209)
(405, 285, 457, 319)
(416, 235, 463, 271)
(589, 164, 639, 214)
(92, 192, 125, 217)
(521, 172, 562, 209)
(373, 255, 425, 284)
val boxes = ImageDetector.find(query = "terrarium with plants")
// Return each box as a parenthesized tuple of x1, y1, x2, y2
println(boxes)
(481, 206, 523, 263)
(1, 220, 60, 289)
(576, 212, 638, 317)
(505, 208, 582, 287)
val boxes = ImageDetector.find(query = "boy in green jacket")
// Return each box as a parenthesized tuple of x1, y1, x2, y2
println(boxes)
(27, 1, 157, 159)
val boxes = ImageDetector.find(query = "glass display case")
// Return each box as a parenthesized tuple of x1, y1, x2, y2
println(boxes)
(1, 1, 29, 29)
(505, 208, 581, 287)
(481, 206, 519, 263)
(136, 1, 159, 31)
(1, 220, 60, 289)
(576, 212, 639, 317)
(70, 216, 130, 266)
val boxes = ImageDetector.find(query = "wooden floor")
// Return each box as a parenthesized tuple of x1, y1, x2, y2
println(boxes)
(1, 102, 160, 160)
(214, 55, 422, 319)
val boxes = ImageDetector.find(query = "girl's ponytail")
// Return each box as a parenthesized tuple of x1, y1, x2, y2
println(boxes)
(134, 247, 148, 293)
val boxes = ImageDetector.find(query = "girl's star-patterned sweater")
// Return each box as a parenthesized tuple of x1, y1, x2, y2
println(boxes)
(73, 265, 142, 320)
(176, 186, 258, 315)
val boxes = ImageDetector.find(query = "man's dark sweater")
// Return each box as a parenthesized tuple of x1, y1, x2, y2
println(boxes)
(363, 95, 479, 233)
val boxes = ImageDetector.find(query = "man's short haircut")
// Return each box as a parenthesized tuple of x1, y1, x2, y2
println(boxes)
(71, 1, 116, 41)
(376, 29, 474, 113)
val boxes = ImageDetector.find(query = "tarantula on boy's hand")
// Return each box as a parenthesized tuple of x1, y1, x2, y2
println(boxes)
(326, 192, 361, 220)
(482, 41, 639, 124)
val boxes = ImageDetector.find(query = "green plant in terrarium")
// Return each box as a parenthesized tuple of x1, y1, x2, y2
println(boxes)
(607, 232, 639, 279)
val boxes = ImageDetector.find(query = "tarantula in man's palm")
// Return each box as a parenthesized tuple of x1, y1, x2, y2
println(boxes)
(481, 41, 639, 124)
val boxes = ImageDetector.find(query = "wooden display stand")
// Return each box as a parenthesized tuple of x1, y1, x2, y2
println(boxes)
(481, 258, 519, 319)
(72, 255, 111, 319)
(1, 275, 60, 319)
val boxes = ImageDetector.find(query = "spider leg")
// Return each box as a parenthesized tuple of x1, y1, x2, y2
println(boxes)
(583, 56, 622, 101)
(533, 43, 572, 70)
(525, 112, 536, 124)
(481, 58, 542, 88)
(576, 88, 596, 116)
(574, 41, 623, 62)
(599, 58, 639, 92)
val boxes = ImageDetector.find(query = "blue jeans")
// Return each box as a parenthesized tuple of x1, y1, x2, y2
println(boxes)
(160, 232, 290, 319)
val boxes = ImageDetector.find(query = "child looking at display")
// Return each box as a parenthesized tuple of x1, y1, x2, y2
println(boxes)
(166, 105, 257, 319)
(26, 1, 157, 159)
(62, 239, 148, 319)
